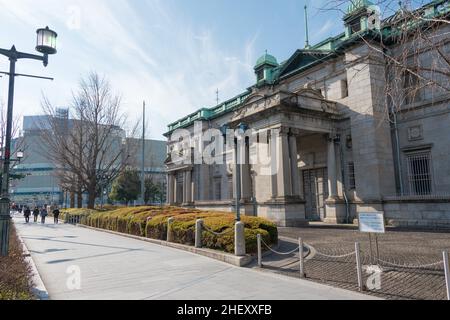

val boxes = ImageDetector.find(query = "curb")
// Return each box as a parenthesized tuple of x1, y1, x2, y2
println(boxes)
(76, 224, 254, 267)
(17, 233, 50, 300)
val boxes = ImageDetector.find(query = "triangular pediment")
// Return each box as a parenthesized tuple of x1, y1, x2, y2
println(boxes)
(278, 50, 332, 78)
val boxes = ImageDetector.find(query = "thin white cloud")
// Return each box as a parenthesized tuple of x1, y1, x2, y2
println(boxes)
(0, 0, 258, 139)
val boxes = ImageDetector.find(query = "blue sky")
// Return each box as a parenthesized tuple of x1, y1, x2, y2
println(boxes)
(0, 0, 407, 140)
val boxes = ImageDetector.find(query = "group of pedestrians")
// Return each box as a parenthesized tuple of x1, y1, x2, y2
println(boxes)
(22, 206, 60, 224)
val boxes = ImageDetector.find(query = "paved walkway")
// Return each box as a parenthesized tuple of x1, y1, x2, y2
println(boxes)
(13, 216, 375, 300)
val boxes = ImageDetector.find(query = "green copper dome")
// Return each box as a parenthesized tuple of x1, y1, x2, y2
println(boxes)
(254, 52, 279, 70)
(346, 0, 374, 14)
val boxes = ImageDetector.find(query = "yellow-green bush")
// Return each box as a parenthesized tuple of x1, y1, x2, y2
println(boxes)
(65, 206, 278, 254)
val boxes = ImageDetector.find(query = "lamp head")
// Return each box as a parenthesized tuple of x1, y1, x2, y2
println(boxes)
(36, 26, 58, 55)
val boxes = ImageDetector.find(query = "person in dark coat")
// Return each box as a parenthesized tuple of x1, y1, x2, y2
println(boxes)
(33, 207, 40, 223)
(24, 207, 31, 223)
(40, 207, 48, 224)
(53, 207, 60, 224)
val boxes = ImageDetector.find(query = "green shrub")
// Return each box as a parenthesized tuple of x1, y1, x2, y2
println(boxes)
(75, 206, 278, 254)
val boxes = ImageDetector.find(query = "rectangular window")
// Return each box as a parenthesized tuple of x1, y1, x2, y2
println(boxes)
(403, 69, 422, 104)
(348, 162, 356, 190)
(350, 20, 361, 34)
(341, 79, 349, 98)
(256, 69, 264, 82)
(406, 151, 433, 195)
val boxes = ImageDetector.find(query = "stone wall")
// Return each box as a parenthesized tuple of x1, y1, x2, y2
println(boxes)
(384, 199, 450, 229)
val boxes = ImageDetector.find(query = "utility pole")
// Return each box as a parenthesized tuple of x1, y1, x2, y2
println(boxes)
(216, 89, 219, 106)
(141, 101, 146, 206)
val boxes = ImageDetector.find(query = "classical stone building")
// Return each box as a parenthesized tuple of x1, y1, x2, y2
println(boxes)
(165, 0, 450, 228)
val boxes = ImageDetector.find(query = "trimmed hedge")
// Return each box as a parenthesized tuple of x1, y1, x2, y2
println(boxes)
(61, 206, 278, 254)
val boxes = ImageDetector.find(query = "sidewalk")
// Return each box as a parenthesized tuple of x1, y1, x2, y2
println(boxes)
(13, 216, 376, 300)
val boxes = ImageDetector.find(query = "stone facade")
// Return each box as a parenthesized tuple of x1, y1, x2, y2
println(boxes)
(165, 1, 450, 228)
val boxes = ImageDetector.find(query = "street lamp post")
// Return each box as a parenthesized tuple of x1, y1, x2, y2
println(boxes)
(0, 26, 57, 256)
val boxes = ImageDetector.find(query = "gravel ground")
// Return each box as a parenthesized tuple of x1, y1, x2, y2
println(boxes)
(259, 226, 450, 300)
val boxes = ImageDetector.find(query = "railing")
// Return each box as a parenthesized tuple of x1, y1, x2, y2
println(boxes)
(256, 234, 450, 299)
(66, 215, 82, 225)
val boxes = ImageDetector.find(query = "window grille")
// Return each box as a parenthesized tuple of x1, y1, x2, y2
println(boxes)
(406, 152, 433, 195)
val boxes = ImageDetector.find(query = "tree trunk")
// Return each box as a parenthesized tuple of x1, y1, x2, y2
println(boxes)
(70, 191, 75, 208)
(77, 189, 83, 208)
(87, 189, 96, 209)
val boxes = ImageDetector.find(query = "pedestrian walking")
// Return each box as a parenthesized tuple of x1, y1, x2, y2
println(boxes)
(24, 207, 31, 223)
(53, 207, 60, 224)
(33, 207, 40, 223)
(40, 207, 48, 224)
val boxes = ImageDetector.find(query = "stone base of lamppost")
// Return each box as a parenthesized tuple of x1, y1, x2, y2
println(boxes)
(0, 198, 11, 256)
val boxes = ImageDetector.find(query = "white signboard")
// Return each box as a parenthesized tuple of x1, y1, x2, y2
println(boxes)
(359, 212, 386, 234)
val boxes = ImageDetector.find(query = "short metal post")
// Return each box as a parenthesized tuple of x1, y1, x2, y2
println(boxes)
(299, 238, 305, 278)
(257, 234, 262, 267)
(195, 219, 203, 248)
(234, 221, 246, 257)
(167, 217, 174, 242)
(444, 251, 450, 301)
(355, 242, 364, 292)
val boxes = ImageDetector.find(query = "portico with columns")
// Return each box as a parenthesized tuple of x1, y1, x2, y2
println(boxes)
(165, 85, 347, 226)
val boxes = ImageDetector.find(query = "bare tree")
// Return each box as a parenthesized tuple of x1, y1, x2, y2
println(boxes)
(41, 72, 138, 209)
(318, 0, 449, 119)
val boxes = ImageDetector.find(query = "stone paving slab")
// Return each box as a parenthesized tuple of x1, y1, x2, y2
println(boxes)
(271, 227, 450, 300)
(13, 217, 376, 300)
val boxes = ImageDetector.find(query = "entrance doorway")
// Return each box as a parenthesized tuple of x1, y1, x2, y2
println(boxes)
(303, 168, 329, 221)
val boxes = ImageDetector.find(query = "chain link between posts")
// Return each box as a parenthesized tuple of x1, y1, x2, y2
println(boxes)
(314, 250, 357, 259)
(260, 237, 300, 255)
(375, 257, 444, 269)
(202, 224, 235, 237)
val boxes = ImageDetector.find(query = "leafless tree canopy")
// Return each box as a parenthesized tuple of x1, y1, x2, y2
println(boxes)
(321, 0, 449, 115)
(0, 101, 26, 166)
(41, 72, 138, 208)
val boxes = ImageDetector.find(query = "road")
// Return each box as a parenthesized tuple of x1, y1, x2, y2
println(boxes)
(13, 216, 376, 300)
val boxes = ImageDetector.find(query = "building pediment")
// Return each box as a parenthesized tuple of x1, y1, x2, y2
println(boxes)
(230, 89, 338, 124)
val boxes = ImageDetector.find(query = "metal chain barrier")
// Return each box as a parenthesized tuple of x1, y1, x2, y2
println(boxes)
(314, 250, 356, 259)
(375, 257, 444, 269)
(202, 224, 235, 237)
(260, 237, 300, 255)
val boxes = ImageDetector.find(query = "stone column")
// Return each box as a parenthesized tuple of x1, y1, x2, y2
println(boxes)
(185, 170, 192, 204)
(173, 173, 178, 204)
(276, 129, 292, 198)
(182, 171, 187, 204)
(270, 131, 278, 198)
(289, 134, 301, 197)
(327, 135, 338, 199)
(167, 174, 175, 205)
